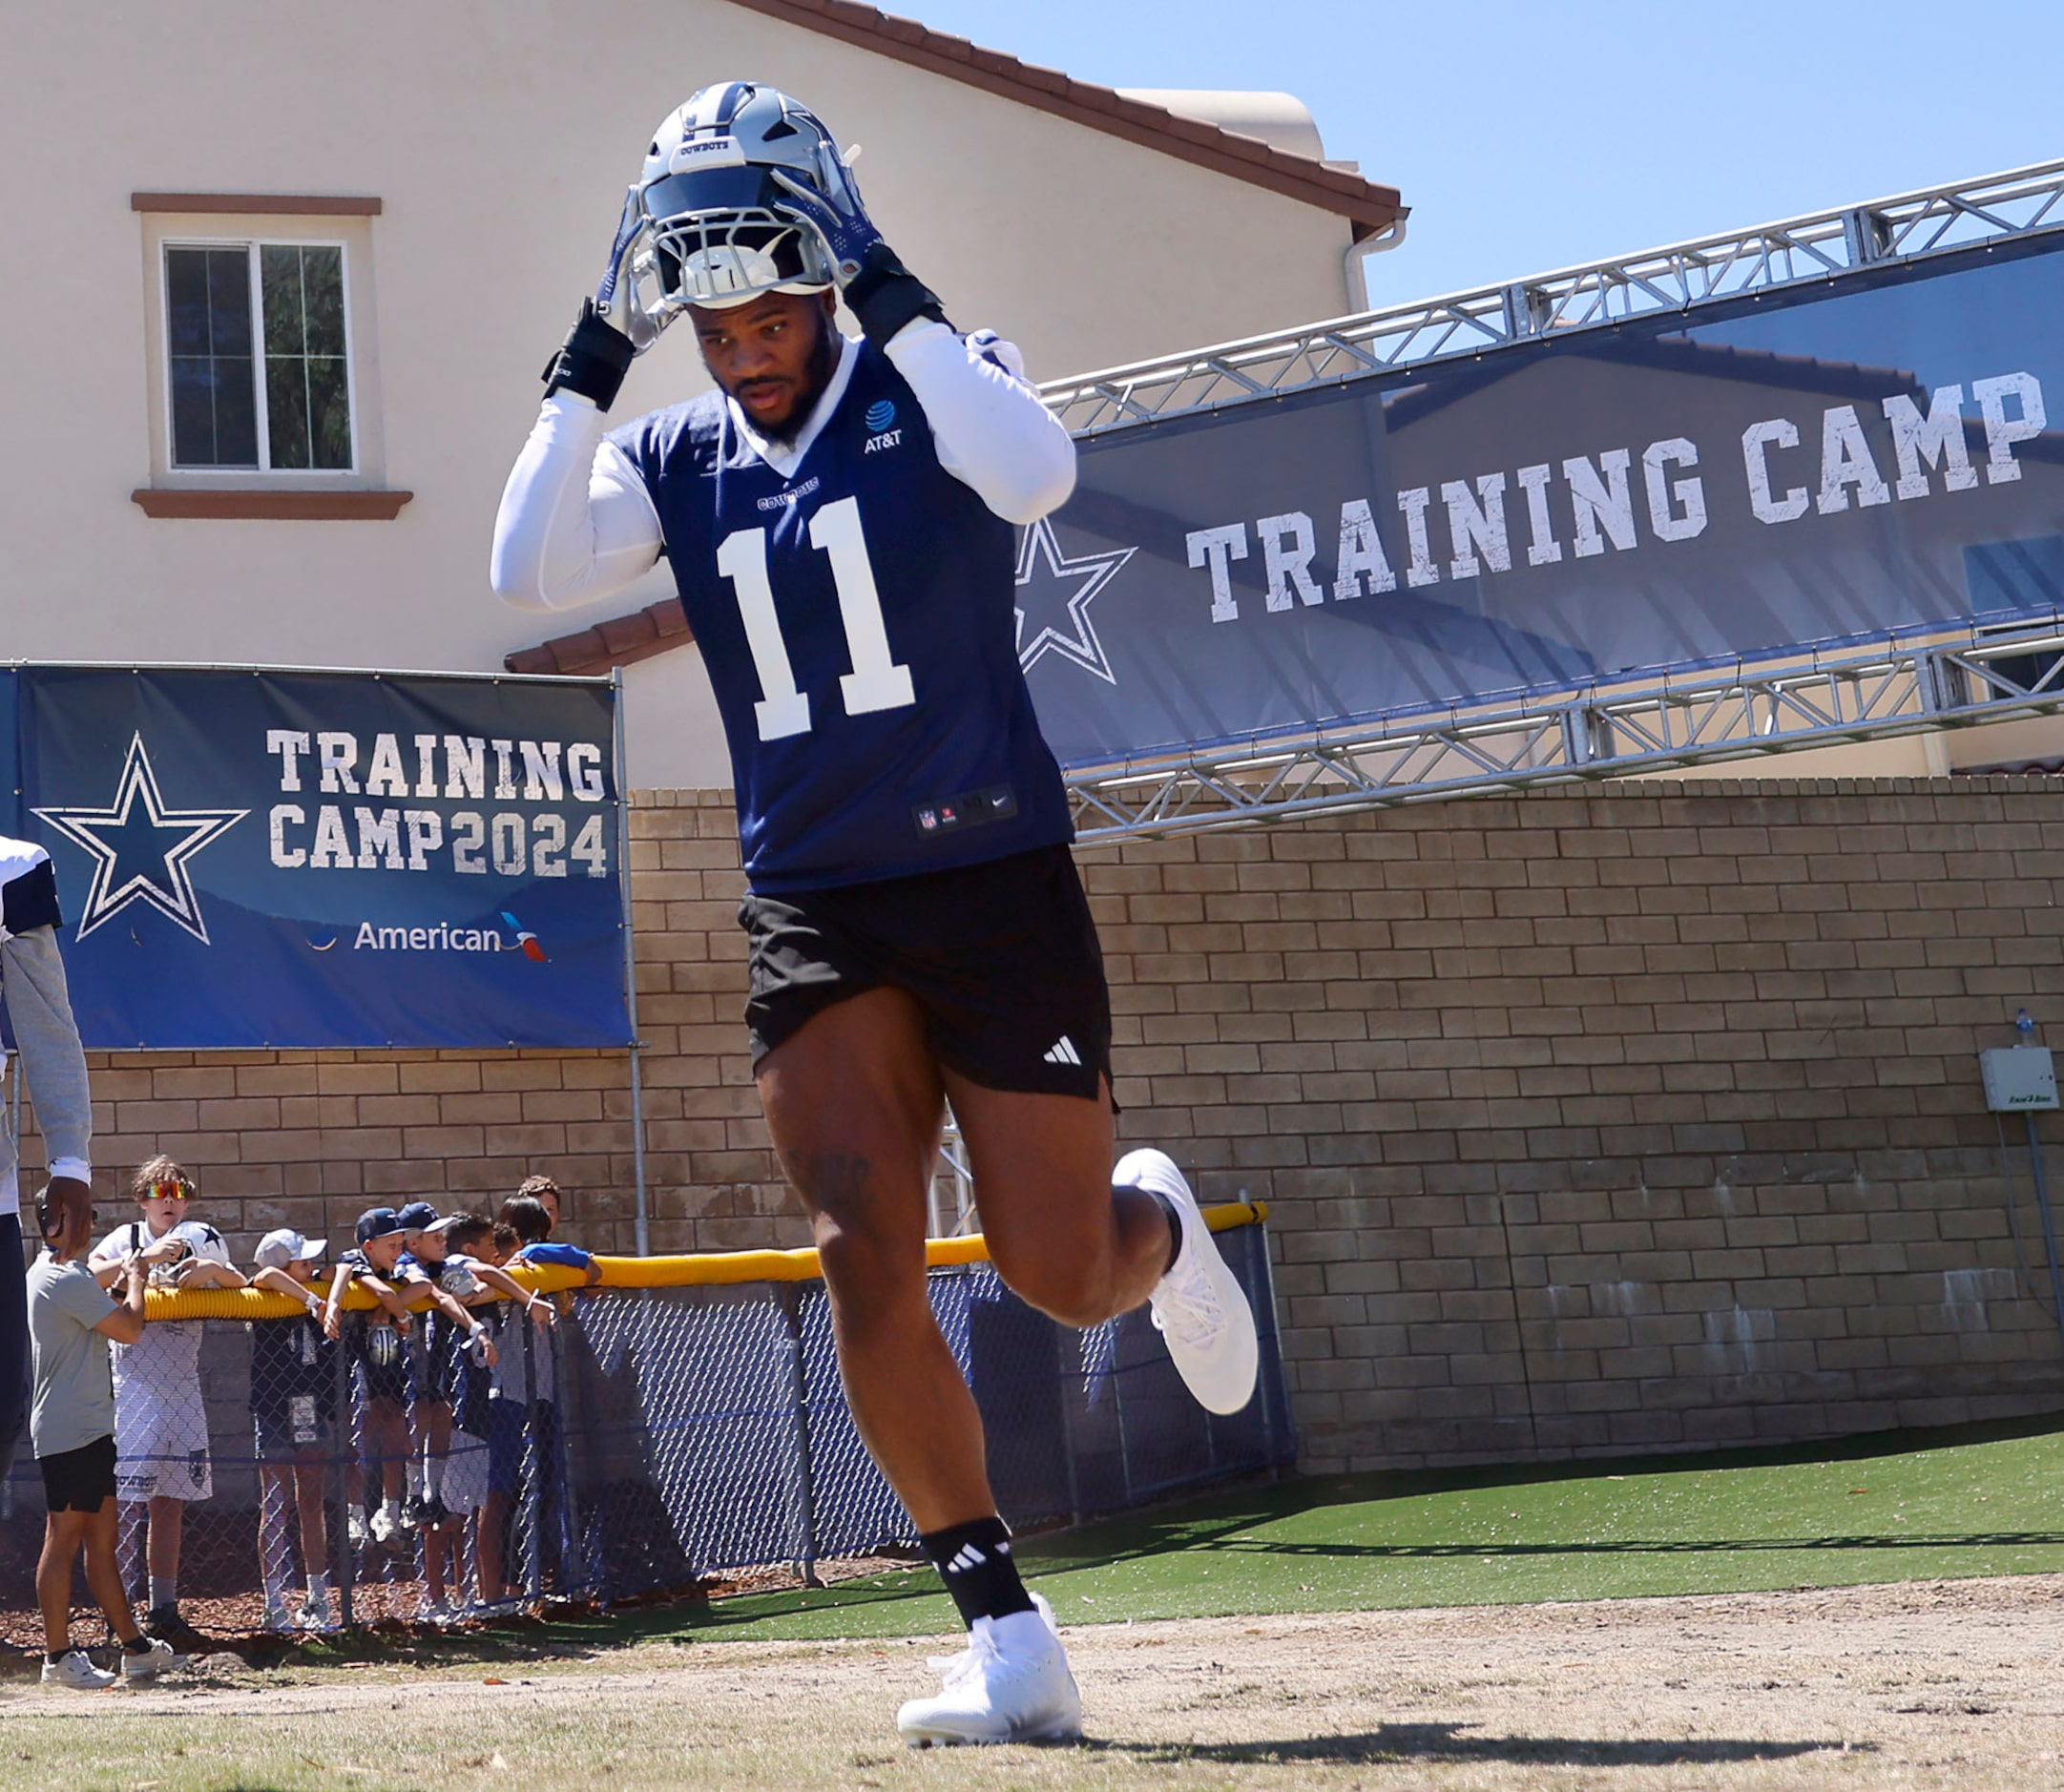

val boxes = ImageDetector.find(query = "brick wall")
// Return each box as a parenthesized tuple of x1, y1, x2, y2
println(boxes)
(42, 778, 2064, 1470)
(1080, 777, 2064, 1469)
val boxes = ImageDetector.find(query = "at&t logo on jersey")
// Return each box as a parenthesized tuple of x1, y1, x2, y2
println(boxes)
(864, 397, 902, 455)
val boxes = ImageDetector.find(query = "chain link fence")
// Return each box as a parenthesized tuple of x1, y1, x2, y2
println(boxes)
(0, 1214, 1286, 1642)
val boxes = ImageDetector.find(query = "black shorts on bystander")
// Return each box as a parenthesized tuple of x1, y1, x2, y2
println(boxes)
(39, 1433, 116, 1512)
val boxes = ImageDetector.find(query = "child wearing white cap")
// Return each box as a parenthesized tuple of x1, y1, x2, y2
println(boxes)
(248, 1229, 336, 1630)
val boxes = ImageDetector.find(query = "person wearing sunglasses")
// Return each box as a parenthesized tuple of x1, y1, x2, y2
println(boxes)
(86, 1156, 244, 1643)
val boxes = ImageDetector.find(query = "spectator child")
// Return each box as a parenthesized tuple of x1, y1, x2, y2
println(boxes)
(29, 1184, 180, 1687)
(501, 1196, 602, 1287)
(323, 1208, 422, 1548)
(513, 1174, 564, 1239)
(441, 1214, 558, 1327)
(492, 1197, 597, 1598)
(442, 1213, 553, 1608)
(87, 1156, 245, 1639)
(392, 1203, 498, 1620)
(247, 1229, 336, 1630)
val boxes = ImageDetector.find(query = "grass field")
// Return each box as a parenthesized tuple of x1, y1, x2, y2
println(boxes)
(665, 1411, 2064, 1643)
(7, 1415, 2064, 1792)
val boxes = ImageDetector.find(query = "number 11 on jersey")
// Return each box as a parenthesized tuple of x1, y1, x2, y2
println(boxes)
(716, 496, 916, 742)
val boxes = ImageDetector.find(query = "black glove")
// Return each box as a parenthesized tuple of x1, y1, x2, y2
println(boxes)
(840, 240, 950, 348)
(542, 299, 638, 409)
(542, 188, 656, 410)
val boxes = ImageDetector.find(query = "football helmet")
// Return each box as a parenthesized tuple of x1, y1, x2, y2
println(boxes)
(625, 82, 859, 325)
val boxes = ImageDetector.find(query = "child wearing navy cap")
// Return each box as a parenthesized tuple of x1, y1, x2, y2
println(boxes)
(324, 1209, 422, 1548)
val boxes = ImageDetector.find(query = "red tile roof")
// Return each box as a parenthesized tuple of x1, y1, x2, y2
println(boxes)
(726, 0, 1404, 240)
(505, 597, 693, 677)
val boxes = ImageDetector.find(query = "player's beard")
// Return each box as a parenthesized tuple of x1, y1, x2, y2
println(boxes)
(746, 312, 842, 449)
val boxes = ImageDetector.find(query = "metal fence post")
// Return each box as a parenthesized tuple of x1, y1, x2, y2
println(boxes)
(548, 1310, 589, 1599)
(611, 667, 651, 1257)
(517, 1319, 544, 1602)
(1255, 1219, 1292, 1470)
(775, 1285, 822, 1588)
(1056, 1323, 1085, 1529)
(333, 1320, 355, 1630)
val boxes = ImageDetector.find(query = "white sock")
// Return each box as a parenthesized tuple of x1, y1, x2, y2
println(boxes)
(148, 1575, 176, 1612)
(348, 1503, 365, 1527)
(306, 1573, 330, 1600)
(424, 1456, 444, 1499)
(404, 1462, 424, 1499)
(381, 1497, 402, 1522)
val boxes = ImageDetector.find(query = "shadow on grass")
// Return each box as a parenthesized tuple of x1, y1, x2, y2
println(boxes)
(1087, 1723, 1859, 1768)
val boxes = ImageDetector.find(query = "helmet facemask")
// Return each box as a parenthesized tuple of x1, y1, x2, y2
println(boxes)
(642, 203, 834, 319)
(623, 86, 855, 334)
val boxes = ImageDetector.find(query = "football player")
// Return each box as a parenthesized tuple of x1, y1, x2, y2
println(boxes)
(493, 82, 1260, 1746)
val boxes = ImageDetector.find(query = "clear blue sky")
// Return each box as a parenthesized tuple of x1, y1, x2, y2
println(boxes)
(900, 0, 2064, 313)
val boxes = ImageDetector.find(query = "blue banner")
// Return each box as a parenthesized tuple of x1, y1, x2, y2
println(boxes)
(1019, 231, 2064, 767)
(12, 667, 628, 1051)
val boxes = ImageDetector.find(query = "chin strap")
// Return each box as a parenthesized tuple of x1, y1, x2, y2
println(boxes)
(542, 300, 638, 410)
(842, 241, 949, 347)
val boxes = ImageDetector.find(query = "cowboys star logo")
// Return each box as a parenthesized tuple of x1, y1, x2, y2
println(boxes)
(1013, 518, 1134, 685)
(32, 734, 246, 944)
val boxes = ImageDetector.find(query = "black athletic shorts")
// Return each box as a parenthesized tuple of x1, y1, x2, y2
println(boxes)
(39, 1433, 116, 1512)
(740, 844, 1113, 1103)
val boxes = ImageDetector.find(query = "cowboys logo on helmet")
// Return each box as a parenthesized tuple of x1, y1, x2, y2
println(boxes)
(628, 82, 859, 324)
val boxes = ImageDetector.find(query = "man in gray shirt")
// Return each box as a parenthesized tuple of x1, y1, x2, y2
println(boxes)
(28, 1187, 177, 1688)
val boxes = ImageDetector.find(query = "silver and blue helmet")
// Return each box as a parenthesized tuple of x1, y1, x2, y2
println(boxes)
(625, 82, 857, 324)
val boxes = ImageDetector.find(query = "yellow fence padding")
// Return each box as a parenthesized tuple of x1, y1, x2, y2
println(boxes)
(135, 1200, 1270, 1322)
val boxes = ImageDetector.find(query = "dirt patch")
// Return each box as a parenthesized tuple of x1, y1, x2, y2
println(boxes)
(5, 1575, 2062, 1789)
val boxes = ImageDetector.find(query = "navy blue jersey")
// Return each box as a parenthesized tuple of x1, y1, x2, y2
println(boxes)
(612, 339, 1072, 892)
(249, 1312, 334, 1418)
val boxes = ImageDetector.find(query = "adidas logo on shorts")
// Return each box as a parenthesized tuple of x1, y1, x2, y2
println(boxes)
(1042, 1036, 1082, 1067)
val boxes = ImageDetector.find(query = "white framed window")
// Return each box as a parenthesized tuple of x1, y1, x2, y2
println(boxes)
(162, 239, 357, 473)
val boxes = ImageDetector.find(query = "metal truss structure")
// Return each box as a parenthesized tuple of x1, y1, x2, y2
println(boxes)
(1041, 159, 2064, 436)
(1038, 159, 2064, 837)
(1065, 617, 2064, 842)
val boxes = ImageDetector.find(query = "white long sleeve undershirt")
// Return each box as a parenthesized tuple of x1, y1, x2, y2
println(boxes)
(490, 321, 1076, 616)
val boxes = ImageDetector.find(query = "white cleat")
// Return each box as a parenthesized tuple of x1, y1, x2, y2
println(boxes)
(896, 1594, 1083, 1747)
(1121, 1148, 1261, 1416)
(119, 1637, 185, 1682)
(40, 1649, 115, 1690)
